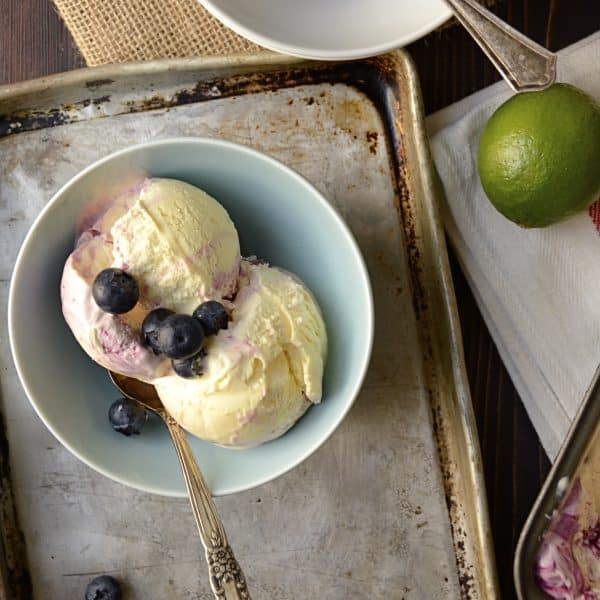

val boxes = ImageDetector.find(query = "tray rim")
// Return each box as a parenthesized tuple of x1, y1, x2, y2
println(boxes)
(0, 49, 499, 599)
(0, 52, 291, 102)
(394, 51, 498, 599)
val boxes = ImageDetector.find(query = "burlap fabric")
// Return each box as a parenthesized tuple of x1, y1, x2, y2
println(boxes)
(52, 0, 497, 66)
(52, 0, 264, 65)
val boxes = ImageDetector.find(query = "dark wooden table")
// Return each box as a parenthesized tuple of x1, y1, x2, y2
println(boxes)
(2, 1, 599, 597)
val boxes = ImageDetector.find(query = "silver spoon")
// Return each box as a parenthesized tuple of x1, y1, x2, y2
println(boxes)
(444, 0, 557, 91)
(108, 371, 251, 600)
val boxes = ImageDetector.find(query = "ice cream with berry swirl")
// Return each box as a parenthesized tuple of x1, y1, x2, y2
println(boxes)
(60, 177, 327, 447)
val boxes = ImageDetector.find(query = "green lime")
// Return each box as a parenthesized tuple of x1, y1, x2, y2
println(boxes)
(477, 83, 600, 227)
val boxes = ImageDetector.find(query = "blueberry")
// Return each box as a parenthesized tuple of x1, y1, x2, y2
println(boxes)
(193, 301, 229, 336)
(172, 349, 207, 378)
(92, 268, 139, 314)
(141, 308, 175, 354)
(85, 575, 122, 600)
(108, 397, 147, 436)
(156, 314, 204, 359)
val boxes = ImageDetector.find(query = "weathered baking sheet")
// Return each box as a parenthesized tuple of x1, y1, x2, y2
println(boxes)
(0, 52, 498, 599)
(515, 364, 600, 599)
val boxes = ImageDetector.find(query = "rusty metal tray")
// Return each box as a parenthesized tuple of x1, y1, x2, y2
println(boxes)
(515, 364, 600, 599)
(0, 51, 498, 599)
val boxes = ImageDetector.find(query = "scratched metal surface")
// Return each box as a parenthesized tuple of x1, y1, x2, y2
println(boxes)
(0, 53, 497, 599)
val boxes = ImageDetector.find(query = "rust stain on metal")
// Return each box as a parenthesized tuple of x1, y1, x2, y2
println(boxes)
(431, 399, 477, 599)
(371, 63, 428, 322)
(396, 166, 428, 321)
(372, 54, 481, 595)
(378, 69, 485, 597)
(0, 412, 31, 599)
(0, 57, 402, 140)
(85, 78, 114, 90)
(0, 95, 112, 136)
(347, 70, 483, 596)
(126, 94, 168, 111)
(79, 95, 111, 108)
(0, 110, 70, 136)
(366, 130, 378, 155)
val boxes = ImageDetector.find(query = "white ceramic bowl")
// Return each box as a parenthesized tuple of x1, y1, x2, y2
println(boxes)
(8, 138, 373, 497)
(200, 0, 452, 60)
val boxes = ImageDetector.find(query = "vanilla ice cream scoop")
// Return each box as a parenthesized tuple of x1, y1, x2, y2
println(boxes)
(61, 178, 241, 382)
(155, 261, 327, 447)
(112, 178, 240, 313)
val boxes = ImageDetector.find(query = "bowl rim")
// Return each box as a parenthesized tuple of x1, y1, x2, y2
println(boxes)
(198, 0, 452, 61)
(8, 137, 374, 497)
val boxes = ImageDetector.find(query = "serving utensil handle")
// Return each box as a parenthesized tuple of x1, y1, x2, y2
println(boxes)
(164, 413, 251, 599)
(443, 0, 556, 91)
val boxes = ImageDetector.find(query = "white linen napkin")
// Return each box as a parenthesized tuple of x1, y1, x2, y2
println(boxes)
(427, 32, 600, 460)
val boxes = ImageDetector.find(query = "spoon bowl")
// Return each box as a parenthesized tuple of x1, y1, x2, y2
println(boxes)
(109, 371, 164, 413)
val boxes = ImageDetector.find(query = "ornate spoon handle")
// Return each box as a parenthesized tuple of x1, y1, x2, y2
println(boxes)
(164, 413, 251, 599)
(444, 0, 557, 91)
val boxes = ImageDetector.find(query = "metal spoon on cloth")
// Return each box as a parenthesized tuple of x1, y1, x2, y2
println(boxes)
(108, 371, 251, 600)
(443, 0, 557, 91)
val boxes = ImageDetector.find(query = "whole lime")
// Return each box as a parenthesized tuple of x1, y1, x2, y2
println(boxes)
(477, 83, 600, 227)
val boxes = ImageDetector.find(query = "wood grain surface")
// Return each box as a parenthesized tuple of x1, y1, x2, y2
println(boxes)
(1, 1, 599, 598)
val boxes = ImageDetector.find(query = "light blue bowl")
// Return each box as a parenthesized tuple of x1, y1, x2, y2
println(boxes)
(8, 138, 373, 497)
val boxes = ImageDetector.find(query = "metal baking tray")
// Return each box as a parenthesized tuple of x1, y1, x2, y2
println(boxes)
(515, 364, 600, 599)
(0, 51, 498, 599)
